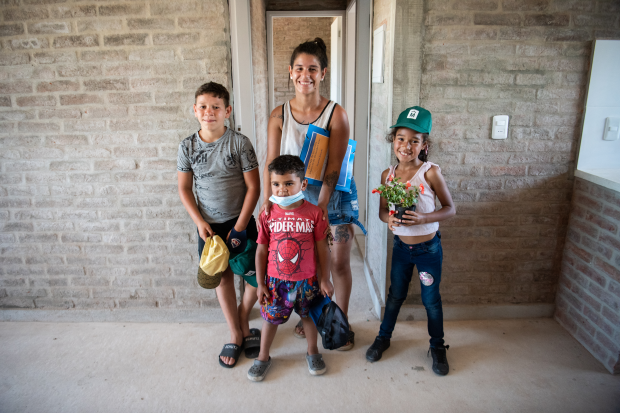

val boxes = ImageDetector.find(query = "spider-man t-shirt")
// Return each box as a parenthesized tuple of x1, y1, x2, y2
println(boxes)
(257, 200, 328, 282)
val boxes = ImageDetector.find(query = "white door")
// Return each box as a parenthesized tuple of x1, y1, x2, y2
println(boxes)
(345, 2, 356, 140)
(331, 17, 342, 104)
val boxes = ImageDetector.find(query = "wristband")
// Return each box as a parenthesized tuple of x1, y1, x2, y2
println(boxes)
(227, 227, 247, 254)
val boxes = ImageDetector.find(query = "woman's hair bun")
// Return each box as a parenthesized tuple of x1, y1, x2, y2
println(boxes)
(312, 37, 327, 53)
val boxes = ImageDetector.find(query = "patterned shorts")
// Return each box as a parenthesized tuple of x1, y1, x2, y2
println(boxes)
(260, 275, 321, 325)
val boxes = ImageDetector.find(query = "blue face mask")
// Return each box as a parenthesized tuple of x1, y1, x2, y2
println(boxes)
(269, 191, 305, 207)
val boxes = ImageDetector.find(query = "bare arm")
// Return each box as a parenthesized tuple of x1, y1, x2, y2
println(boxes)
(177, 171, 213, 240)
(400, 166, 456, 226)
(255, 242, 268, 285)
(315, 237, 333, 297)
(255, 242, 271, 304)
(260, 106, 284, 215)
(317, 105, 350, 217)
(234, 167, 260, 234)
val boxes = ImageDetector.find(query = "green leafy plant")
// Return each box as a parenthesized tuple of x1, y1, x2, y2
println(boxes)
(372, 174, 423, 214)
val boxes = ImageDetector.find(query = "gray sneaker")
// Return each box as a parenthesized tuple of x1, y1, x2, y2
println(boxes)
(306, 353, 326, 376)
(247, 357, 272, 382)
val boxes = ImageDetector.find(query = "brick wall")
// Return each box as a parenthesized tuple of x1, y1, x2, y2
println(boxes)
(555, 178, 620, 374)
(409, 0, 620, 306)
(272, 17, 331, 108)
(0, 0, 232, 311)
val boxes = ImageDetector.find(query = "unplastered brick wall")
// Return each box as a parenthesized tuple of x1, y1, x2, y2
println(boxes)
(272, 17, 331, 108)
(0, 0, 232, 311)
(412, 0, 620, 306)
(555, 178, 620, 374)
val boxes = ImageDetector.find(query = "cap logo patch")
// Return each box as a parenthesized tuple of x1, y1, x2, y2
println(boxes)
(230, 238, 241, 248)
(407, 109, 419, 120)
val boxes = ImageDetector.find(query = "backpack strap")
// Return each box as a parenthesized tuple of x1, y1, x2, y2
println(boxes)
(321, 302, 334, 331)
(320, 302, 336, 346)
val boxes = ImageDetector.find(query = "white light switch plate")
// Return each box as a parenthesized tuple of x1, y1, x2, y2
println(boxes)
(603, 117, 619, 141)
(492, 115, 509, 139)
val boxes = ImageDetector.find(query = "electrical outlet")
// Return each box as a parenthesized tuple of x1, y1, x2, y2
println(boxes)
(492, 115, 509, 140)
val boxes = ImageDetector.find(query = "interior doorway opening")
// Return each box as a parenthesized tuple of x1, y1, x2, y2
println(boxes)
(265, 3, 371, 245)
(231, 1, 372, 253)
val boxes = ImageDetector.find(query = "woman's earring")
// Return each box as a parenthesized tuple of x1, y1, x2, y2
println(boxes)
(425, 147, 428, 155)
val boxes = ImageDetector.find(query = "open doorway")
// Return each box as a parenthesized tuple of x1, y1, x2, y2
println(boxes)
(232, 0, 372, 253)
(265, 4, 371, 247)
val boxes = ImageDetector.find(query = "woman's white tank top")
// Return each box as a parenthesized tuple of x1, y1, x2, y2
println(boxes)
(280, 100, 338, 156)
(388, 162, 440, 237)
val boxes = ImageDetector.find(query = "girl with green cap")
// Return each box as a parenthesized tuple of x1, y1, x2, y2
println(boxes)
(365, 106, 456, 376)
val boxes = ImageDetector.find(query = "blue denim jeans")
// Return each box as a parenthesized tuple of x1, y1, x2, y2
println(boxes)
(304, 176, 367, 234)
(379, 232, 444, 348)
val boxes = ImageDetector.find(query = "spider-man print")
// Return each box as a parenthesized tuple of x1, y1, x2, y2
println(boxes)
(271, 232, 312, 278)
(257, 201, 329, 281)
(276, 236, 302, 276)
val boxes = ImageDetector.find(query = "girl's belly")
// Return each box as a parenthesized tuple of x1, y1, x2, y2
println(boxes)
(397, 231, 436, 245)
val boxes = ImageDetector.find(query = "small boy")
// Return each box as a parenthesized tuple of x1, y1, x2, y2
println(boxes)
(177, 82, 261, 368)
(248, 155, 333, 382)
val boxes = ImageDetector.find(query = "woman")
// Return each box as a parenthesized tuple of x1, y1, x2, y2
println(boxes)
(260, 38, 366, 350)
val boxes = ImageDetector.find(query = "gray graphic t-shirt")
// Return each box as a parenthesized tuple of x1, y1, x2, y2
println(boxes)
(177, 128, 258, 224)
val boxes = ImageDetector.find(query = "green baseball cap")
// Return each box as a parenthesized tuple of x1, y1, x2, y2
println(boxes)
(229, 239, 258, 288)
(390, 106, 432, 134)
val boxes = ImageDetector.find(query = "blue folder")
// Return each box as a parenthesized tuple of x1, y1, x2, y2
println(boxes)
(299, 124, 356, 192)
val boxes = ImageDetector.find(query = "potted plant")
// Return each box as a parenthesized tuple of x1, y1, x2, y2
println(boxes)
(372, 175, 423, 220)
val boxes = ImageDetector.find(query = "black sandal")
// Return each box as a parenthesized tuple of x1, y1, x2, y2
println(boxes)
(218, 343, 243, 368)
(243, 328, 261, 359)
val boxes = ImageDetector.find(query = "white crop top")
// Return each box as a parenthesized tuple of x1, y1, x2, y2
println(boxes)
(388, 162, 440, 237)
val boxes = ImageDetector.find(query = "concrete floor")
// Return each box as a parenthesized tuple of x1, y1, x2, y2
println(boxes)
(1, 246, 619, 412)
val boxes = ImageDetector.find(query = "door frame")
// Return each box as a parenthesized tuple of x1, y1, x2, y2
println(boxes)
(346, 0, 372, 236)
(228, 0, 256, 144)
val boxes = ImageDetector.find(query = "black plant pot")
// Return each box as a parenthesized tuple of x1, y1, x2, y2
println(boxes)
(395, 204, 416, 220)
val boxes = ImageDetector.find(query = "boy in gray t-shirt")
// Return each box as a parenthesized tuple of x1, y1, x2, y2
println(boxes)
(177, 82, 261, 368)
(177, 126, 258, 224)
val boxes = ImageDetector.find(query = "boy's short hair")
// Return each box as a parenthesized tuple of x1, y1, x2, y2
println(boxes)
(195, 82, 230, 107)
(268, 155, 306, 180)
